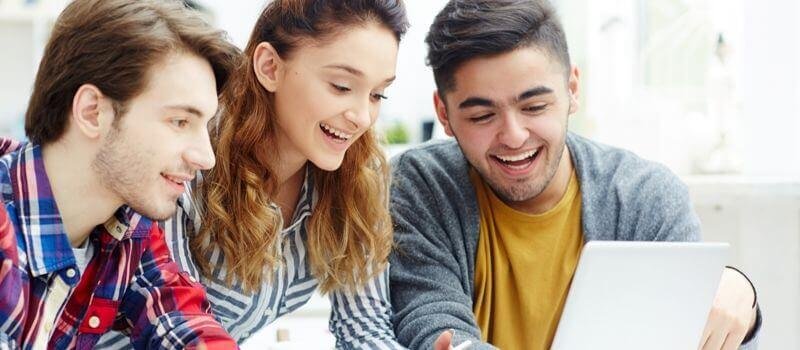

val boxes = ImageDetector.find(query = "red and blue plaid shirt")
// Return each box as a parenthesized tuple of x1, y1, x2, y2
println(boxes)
(0, 140, 237, 349)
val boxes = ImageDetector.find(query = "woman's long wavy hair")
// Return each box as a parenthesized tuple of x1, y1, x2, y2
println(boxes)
(192, 0, 409, 294)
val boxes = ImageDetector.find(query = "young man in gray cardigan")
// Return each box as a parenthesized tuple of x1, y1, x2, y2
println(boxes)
(388, 1, 762, 349)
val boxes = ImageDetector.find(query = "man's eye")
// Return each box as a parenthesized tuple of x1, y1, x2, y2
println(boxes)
(471, 114, 493, 123)
(524, 105, 547, 113)
(171, 119, 189, 128)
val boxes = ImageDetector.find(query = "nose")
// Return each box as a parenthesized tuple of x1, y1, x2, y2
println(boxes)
(344, 100, 374, 131)
(184, 130, 216, 170)
(497, 113, 529, 149)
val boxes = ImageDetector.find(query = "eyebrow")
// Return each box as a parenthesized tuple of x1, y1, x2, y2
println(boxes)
(517, 86, 554, 101)
(457, 86, 555, 109)
(165, 105, 204, 118)
(458, 97, 494, 109)
(324, 64, 396, 84)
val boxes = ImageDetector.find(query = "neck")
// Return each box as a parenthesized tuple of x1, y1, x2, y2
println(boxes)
(274, 156, 307, 190)
(272, 158, 306, 225)
(269, 131, 309, 224)
(272, 129, 308, 188)
(43, 142, 121, 247)
(512, 147, 573, 214)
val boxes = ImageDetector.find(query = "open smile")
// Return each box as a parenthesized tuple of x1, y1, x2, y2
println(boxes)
(490, 148, 541, 176)
(319, 122, 353, 143)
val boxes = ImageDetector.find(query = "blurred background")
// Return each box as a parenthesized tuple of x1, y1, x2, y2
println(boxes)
(1, 0, 797, 348)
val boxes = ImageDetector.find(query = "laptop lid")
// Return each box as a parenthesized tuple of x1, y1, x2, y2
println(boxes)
(550, 241, 729, 350)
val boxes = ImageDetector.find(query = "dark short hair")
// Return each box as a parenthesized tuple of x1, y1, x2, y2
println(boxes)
(25, 0, 241, 145)
(426, 0, 571, 98)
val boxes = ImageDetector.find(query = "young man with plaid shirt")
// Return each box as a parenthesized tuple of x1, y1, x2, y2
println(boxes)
(0, 0, 240, 348)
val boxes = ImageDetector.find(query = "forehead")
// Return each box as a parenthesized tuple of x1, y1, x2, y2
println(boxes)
(132, 52, 218, 117)
(289, 22, 399, 81)
(447, 46, 566, 104)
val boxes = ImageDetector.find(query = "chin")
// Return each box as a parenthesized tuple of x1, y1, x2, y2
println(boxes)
(132, 201, 178, 221)
(311, 157, 345, 172)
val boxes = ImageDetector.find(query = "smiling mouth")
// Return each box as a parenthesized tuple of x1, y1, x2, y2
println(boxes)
(492, 148, 540, 169)
(320, 122, 353, 142)
(160, 173, 190, 188)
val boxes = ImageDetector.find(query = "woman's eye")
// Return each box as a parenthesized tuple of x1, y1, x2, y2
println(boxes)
(331, 83, 351, 93)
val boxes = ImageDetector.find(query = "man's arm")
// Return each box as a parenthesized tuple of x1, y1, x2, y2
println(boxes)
(630, 164, 761, 349)
(0, 204, 24, 349)
(120, 224, 236, 349)
(389, 155, 495, 350)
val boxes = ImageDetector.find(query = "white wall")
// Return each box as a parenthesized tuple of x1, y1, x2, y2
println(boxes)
(199, 0, 263, 48)
(740, 0, 800, 177)
(379, 0, 448, 142)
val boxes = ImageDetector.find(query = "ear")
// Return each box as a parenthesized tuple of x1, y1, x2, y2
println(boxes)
(433, 91, 454, 137)
(70, 84, 115, 140)
(253, 41, 283, 92)
(567, 65, 580, 115)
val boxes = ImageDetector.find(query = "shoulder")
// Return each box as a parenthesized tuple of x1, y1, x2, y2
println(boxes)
(0, 138, 22, 158)
(0, 138, 23, 170)
(391, 139, 465, 174)
(390, 139, 471, 196)
(569, 133, 697, 241)
(388, 140, 479, 255)
(0, 141, 23, 203)
(0, 203, 24, 306)
(0, 204, 17, 255)
(568, 132, 686, 200)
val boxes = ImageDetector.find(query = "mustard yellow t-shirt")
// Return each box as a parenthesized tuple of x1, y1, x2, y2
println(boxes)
(471, 168, 583, 350)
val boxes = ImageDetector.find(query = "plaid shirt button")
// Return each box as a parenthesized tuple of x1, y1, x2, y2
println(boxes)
(88, 316, 101, 329)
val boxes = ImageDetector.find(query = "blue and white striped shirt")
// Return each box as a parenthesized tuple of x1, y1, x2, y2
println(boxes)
(99, 170, 405, 349)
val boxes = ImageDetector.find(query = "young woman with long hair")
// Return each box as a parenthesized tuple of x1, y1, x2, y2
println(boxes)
(100, 0, 409, 348)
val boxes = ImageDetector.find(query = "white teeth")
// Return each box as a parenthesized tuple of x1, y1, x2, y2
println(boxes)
(496, 149, 538, 162)
(320, 123, 352, 140)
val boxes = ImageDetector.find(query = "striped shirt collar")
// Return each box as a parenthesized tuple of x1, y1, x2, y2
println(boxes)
(8, 142, 139, 277)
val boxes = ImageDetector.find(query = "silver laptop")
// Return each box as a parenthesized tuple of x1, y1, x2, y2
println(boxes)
(550, 241, 729, 350)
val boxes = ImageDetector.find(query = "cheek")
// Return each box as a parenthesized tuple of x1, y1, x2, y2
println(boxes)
(273, 94, 305, 132)
(458, 128, 493, 160)
(288, 86, 342, 124)
(369, 107, 379, 126)
(529, 114, 566, 142)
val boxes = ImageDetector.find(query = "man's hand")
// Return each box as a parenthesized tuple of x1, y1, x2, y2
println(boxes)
(434, 330, 453, 350)
(434, 330, 473, 350)
(698, 267, 758, 350)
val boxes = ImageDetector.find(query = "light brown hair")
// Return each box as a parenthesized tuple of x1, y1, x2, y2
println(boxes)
(25, 0, 240, 145)
(193, 0, 408, 293)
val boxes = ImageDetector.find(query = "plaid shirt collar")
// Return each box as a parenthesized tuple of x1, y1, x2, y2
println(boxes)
(9, 142, 138, 277)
